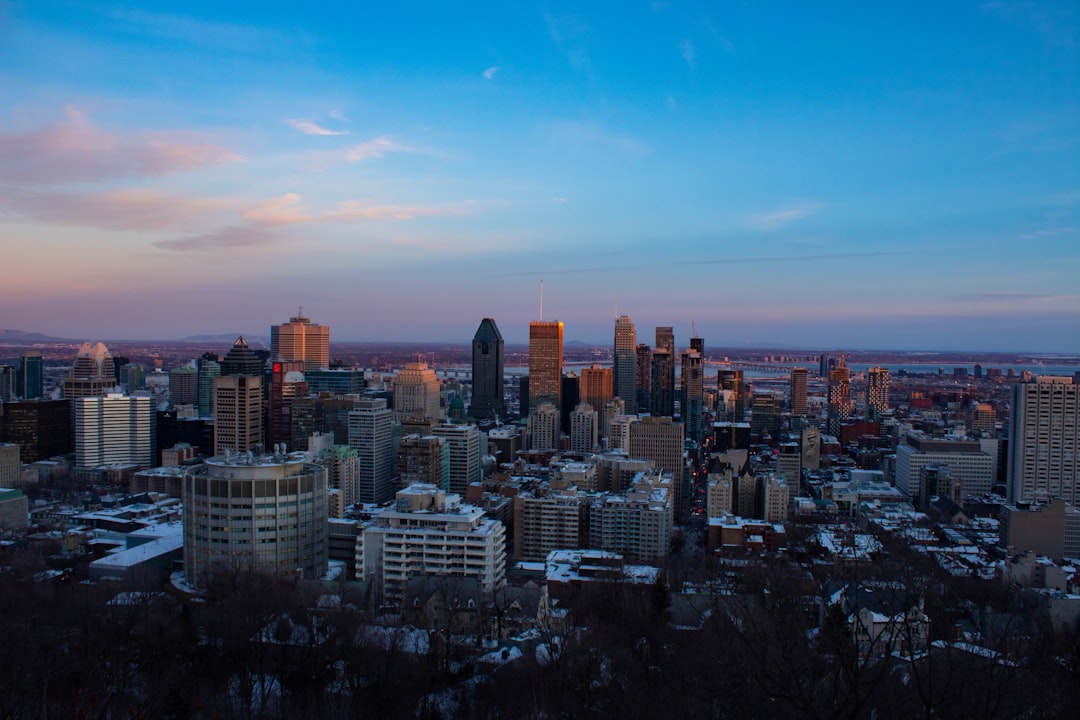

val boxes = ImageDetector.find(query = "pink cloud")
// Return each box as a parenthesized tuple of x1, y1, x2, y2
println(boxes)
(154, 225, 278, 251)
(325, 199, 453, 221)
(286, 118, 348, 136)
(0, 106, 243, 186)
(344, 136, 424, 161)
(241, 193, 313, 226)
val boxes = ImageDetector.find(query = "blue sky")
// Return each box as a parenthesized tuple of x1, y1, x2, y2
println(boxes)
(1, 1, 1077, 351)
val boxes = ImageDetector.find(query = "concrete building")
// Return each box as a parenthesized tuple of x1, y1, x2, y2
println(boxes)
(431, 423, 485, 495)
(613, 315, 637, 414)
(569, 403, 599, 453)
(63, 341, 116, 399)
(776, 442, 802, 486)
(629, 416, 685, 517)
(349, 397, 397, 504)
(513, 489, 591, 561)
(74, 393, 156, 469)
(0, 443, 20, 488)
(0, 488, 28, 533)
(355, 484, 506, 602)
(271, 310, 330, 371)
(594, 452, 654, 493)
(316, 444, 360, 516)
(827, 356, 852, 436)
(681, 346, 704, 441)
(182, 452, 329, 589)
(213, 374, 264, 456)
(169, 366, 199, 407)
(526, 403, 560, 451)
(397, 434, 450, 490)
(761, 474, 790, 523)
(790, 367, 808, 417)
(588, 471, 672, 562)
(867, 367, 890, 418)
(579, 365, 613, 422)
(1008, 377, 1080, 505)
(394, 362, 442, 421)
(1000, 498, 1080, 563)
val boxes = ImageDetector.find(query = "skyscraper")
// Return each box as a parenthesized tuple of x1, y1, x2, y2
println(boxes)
(635, 343, 652, 412)
(394, 362, 441, 421)
(790, 367, 808, 417)
(867, 367, 890, 419)
(580, 365, 613, 420)
(1008, 377, 1080, 505)
(528, 321, 563, 410)
(63, 342, 115, 399)
(349, 397, 396, 504)
(613, 315, 637, 414)
(629, 416, 686, 518)
(169, 366, 199, 407)
(271, 310, 330, 372)
(268, 360, 308, 447)
(17, 352, 43, 400)
(681, 345, 704, 441)
(827, 355, 852, 436)
(213, 337, 265, 455)
(470, 317, 505, 420)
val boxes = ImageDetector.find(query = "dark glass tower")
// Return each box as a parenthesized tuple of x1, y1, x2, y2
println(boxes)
(470, 317, 505, 420)
(17, 352, 44, 400)
(220, 336, 265, 376)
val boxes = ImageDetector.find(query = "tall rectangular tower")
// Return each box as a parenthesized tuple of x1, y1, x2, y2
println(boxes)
(680, 347, 703, 441)
(867, 367, 890, 419)
(349, 397, 396, 504)
(528, 321, 563, 410)
(1008, 377, 1080, 505)
(213, 375, 264, 455)
(790, 367, 808, 417)
(271, 310, 330, 372)
(74, 393, 155, 468)
(613, 315, 637, 414)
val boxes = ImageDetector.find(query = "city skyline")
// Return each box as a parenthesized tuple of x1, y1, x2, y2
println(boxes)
(1, 2, 1077, 352)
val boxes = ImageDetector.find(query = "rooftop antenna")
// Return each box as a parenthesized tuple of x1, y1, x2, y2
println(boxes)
(692, 319, 698, 338)
(539, 278, 544, 321)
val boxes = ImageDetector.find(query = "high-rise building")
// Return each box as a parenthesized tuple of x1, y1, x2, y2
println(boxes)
(1008, 377, 1080, 505)
(718, 369, 749, 420)
(219, 336, 265, 377)
(651, 348, 675, 417)
(613, 315, 637, 414)
(750, 393, 782, 439)
(680, 346, 703, 440)
(212, 375, 264, 456)
(197, 355, 220, 417)
(63, 342, 115, 399)
(268, 360, 308, 448)
(271, 310, 330, 372)
(470, 317, 505, 420)
(528, 321, 563, 410)
(169, 366, 199, 407)
(0, 366, 15, 403)
(397, 434, 450, 490)
(895, 432, 994, 503)
(432, 424, 485, 495)
(16, 352, 43, 400)
(512, 490, 590, 561)
(827, 355, 853, 436)
(73, 393, 155, 468)
(867, 367, 890, 419)
(656, 326, 674, 355)
(635, 343, 652, 412)
(317, 444, 360, 515)
(349, 397, 396, 504)
(394, 362, 441, 421)
(589, 473, 672, 562)
(790, 367, 808, 417)
(629, 416, 686, 518)
(526, 403, 561, 451)
(0, 399, 72, 462)
(182, 452, 328, 589)
(569, 403, 599, 453)
(579, 365, 613, 419)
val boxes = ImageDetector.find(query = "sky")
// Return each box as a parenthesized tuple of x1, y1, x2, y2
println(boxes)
(0, 1, 1077, 352)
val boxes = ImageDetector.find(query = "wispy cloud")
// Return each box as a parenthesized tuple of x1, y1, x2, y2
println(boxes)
(680, 40, 696, 68)
(1018, 226, 1078, 240)
(8, 188, 234, 231)
(483, 66, 500, 80)
(544, 121, 650, 157)
(104, 8, 282, 51)
(154, 225, 278, 251)
(950, 291, 1080, 303)
(746, 203, 821, 230)
(326, 200, 458, 222)
(344, 136, 428, 161)
(286, 118, 348, 136)
(0, 106, 242, 186)
(242, 193, 313, 226)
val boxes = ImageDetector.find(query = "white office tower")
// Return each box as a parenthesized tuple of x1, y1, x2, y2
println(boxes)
(526, 403, 560, 451)
(1008, 377, 1080, 505)
(569, 403, 599, 453)
(432, 424, 485, 495)
(394, 362, 442, 421)
(74, 393, 155, 468)
(895, 431, 994, 504)
(356, 484, 506, 603)
(349, 397, 397, 504)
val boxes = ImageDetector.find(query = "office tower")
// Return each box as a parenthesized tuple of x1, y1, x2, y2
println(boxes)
(271, 310, 330, 372)
(213, 375, 264, 456)
(169, 366, 199, 407)
(635, 343, 652, 412)
(17, 352, 43, 400)
(512, 490, 590, 561)
(613, 315, 637, 414)
(394, 362, 441, 421)
(713, 421, 751, 452)
(589, 476, 672, 562)
(580, 365, 613, 419)
(470, 317, 505, 420)
(895, 432, 994, 503)
(569, 403, 599, 453)
(317, 444, 360, 515)
(680, 346, 703, 440)
(827, 355, 853, 436)
(718, 369, 748, 420)
(304, 369, 365, 395)
(971, 403, 996, 433)
(761, 475, 790, 523)
(777, 442, 802, 485)
(1008, 377, 1080, 505)
(290, 396, 356, 452)
(220, 336, 265, 376)
(528, 321, 563, 410)
(197, 356, 220, 417)
(268, 360, 308, 447)
(651, 348, 675, 417)
(397, 434, 449, 490)
(656, 326, 674, 354)
(518, 376, 530, 418)
(629, 416, 686, 518)
(121, 364, 144, 394)
(74, 393, 155, 468)
(750, 393, 782, 439)
(63, 342, 115, 399)
(0, 366, 14, 403)
(357, 485, 506, 601)
(560, 372, 579, 435)
(431, 424, 485, 496)
(526, 403, 560, 451)
(183, 453, 328, 589)
(607, 414, 636, 453)
(0, 443, 19, 488)
(867, 367, 890, 419)
(349, 397, 396, 504)
(790, 367, 808, 417)
(0, 399, 72, 462)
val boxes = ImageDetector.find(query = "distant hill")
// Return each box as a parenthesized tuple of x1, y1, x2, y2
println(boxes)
(0, 328, 74, 343)
(179, 333, 270, 346)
